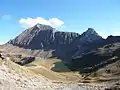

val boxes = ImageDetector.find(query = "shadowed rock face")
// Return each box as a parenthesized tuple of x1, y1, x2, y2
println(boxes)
(69, 42, 120, 74)
(7, 24, 103, 61)
(105, 35, 120, 44)
(16, 57, 35, 65)
(72, 28, 104, 58)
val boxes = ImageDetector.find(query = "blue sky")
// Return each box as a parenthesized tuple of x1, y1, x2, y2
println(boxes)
(0, 0, 120, 44)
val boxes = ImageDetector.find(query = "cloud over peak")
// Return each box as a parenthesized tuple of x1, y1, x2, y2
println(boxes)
(19, 17, 64, 29)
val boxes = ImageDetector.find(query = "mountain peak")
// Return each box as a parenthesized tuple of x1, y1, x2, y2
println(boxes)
(83, 28, 98, 35)
(33, 23, 54, 30)
(35, 23, 51, 27)
(80, 28, 103, 42)
(81, 28, 100, 36)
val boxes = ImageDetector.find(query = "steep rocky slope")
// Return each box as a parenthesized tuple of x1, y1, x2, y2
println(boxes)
(0, 59, 63, 90)
(7, 24, 103, 61)
(72, 28, 104, 58)
(67, 42, 120, 90)
(69, 42, 120, 76)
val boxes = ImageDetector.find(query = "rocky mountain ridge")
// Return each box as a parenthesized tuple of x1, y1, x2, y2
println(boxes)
(8, 24, 103, 61)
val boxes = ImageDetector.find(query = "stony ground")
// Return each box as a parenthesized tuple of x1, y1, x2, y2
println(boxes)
(0, 63, 107, 90)
(0, 64, 61, 90)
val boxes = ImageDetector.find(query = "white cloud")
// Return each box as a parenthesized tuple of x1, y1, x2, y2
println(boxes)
(19, 17, 64, 29)
(49, 18, 64, 27)
(1, 15, 12, 20)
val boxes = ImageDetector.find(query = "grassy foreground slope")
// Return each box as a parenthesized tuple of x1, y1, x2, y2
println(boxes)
(25, 59, 81, 82)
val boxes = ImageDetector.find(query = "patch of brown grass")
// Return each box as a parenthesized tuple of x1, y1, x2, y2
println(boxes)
(4, 59, 36, 76)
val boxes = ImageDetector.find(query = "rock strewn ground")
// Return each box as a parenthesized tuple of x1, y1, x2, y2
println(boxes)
(0, 64, 108, 90)
(0, 64, 62, 90)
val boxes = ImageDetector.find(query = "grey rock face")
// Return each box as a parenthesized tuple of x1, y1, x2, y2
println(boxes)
(80, 28, 102, 42)
(8, 24, 103, 61)
(72, 28, 103, 58)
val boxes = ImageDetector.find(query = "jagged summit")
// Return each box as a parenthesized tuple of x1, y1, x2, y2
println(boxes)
(85, 28, 98, 34)
(79, 28, 102, 42)
(81, 28, 100, 37)
(33, 23, 55, 30)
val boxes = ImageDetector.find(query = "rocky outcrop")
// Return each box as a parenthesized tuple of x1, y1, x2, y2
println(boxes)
(16, 57, 35, 65)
